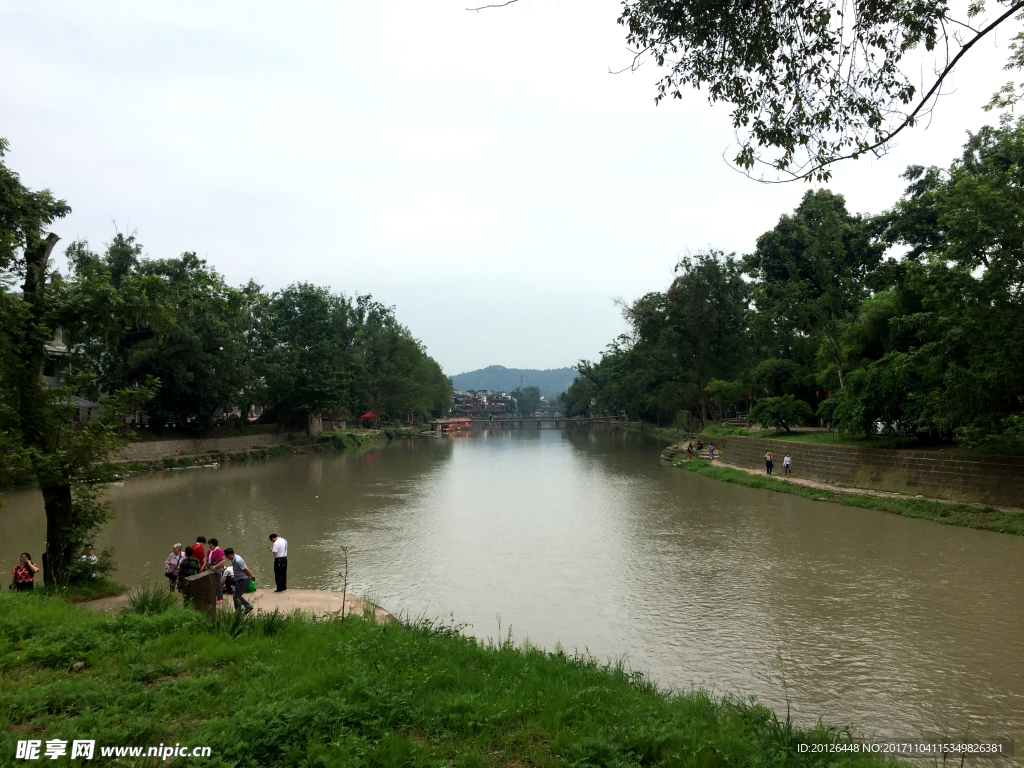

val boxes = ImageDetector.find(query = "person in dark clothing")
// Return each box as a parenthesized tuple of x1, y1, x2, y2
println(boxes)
(269, 533, 288, 592)
(176, 546, 201, 595)
(765, 452, 774, 476)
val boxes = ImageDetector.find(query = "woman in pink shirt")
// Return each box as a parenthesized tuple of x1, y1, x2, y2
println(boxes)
(206, 538, 226, 604)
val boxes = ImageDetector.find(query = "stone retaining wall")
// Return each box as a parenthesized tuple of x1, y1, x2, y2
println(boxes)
(712, 436, 1024, 507)
(115, 432, 300, 463)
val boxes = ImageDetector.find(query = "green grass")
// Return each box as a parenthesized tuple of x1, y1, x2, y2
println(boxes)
(0, 593, 902, 768)
(675, 460, 1024, 535)
(40, 577, 127, 603)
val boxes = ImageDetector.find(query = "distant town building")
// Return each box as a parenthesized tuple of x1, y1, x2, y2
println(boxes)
(451, 390, 511, 416)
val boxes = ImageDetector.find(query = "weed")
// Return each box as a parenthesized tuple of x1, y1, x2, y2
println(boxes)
(124, 583, 177, 615)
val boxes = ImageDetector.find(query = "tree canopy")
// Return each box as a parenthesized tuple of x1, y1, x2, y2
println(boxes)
(572, 116, 1024, 448)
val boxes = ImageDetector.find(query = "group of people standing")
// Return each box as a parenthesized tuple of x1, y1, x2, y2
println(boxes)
(164, 533, 288, 613)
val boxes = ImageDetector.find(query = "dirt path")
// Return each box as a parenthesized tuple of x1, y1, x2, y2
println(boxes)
(82, 588, 394, 623)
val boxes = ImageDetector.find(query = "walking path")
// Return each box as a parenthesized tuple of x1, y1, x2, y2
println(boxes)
(83, 589, 394, 623)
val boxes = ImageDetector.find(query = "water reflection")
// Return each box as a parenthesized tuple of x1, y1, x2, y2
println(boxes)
(1, 428, 1022, 744)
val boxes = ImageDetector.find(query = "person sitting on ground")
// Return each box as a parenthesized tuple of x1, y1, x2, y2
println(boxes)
(192, 536, 207, 569)
(12, 553, 40, 592)
(164, 544, 183, 591)
(223, 548, 254, 613)
(206, 538, 226, 605)
(176, 545, 201, 594)
(696, 440, 704, 451)
(222, 563, 235, 595)
(80, 544, 98, 578)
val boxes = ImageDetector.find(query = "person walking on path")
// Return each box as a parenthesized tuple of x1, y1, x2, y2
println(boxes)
(269, 534, 288, 592)
(191, 536, 207, 569)
(12, 553, 40, 591)
(708, 442, 715, 461)
(224, 548, 253, 612)
(686, 442, 694, 460)
(206, 538, 226, 605)
(784, 453, 792, 475)
(176, 546, 201, 595)
(765, 452, 774, 476)
(164, 544, 183, 591)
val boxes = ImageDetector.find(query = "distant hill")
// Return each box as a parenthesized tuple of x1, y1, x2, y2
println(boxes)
(450, 365, 577, 399)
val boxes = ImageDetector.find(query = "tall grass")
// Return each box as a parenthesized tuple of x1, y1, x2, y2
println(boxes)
(0, 592, 900, 768)
(123, 583, 177, 614)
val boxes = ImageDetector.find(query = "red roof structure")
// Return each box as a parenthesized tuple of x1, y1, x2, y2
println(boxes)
(359, 411, 374, 419)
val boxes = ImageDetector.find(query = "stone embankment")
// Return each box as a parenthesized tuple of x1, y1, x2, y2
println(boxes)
(667, 435, 1024, 508)
(115, 432, 298, 463)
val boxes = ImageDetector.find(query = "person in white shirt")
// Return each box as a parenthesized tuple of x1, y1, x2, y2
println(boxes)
(269, 533, 288, 592)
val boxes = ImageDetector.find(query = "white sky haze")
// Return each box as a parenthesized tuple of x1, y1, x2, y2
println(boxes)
(0, 1, 1016, 374)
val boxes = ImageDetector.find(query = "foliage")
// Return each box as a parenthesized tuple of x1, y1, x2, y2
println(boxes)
(509, 385, 541, 416)
(0, 593, 903, 767)
(617, 0, 1017, 180)
(748, 395, 815, 433)
(579, 119, 1024, 450)
(573, 251, 749, 426)
(66, 238, 256, 435)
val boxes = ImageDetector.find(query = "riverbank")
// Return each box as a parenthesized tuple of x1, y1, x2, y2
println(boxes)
(82, 588, 394, 623)
(675, 459, 1024, 535)
(0, 592, 899, 767)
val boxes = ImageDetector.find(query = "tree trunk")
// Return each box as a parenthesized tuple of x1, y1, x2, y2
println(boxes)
(16, 234, 76, 587)
(41, 481, 74, 586)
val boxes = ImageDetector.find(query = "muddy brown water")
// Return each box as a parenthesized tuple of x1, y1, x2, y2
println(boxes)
(2, 429, 1022, 743)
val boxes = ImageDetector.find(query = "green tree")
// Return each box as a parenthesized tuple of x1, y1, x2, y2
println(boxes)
(744, 190, 883, 389)
(255, 283, 361, 430)
(510, 386, 542, 416)
(0, 141, 149, 585)
(67, 238, 254, 434)
(748, 395, 814, 433)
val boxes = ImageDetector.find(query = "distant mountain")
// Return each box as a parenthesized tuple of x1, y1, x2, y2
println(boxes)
(450, 365, 577, 399)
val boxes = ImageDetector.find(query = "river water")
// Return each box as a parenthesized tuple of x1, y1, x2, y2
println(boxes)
(2, 428, 1022, 743)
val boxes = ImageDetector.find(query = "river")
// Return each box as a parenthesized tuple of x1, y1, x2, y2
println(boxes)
(2, 428, 1022, 744)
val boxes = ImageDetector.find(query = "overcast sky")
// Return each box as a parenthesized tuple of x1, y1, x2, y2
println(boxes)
(1, 1, 1016, 375)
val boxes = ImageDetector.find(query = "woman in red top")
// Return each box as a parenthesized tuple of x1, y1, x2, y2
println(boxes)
(12, 553, 40, 591)
(192, 536, 207, 569)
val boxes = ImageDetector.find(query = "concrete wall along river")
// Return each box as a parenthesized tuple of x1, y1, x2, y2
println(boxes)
(711, 435, 1024, 507)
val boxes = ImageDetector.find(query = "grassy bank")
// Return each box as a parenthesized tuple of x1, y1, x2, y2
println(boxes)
(0, 593, 897, 768)
(676, 460, 1024, 535)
